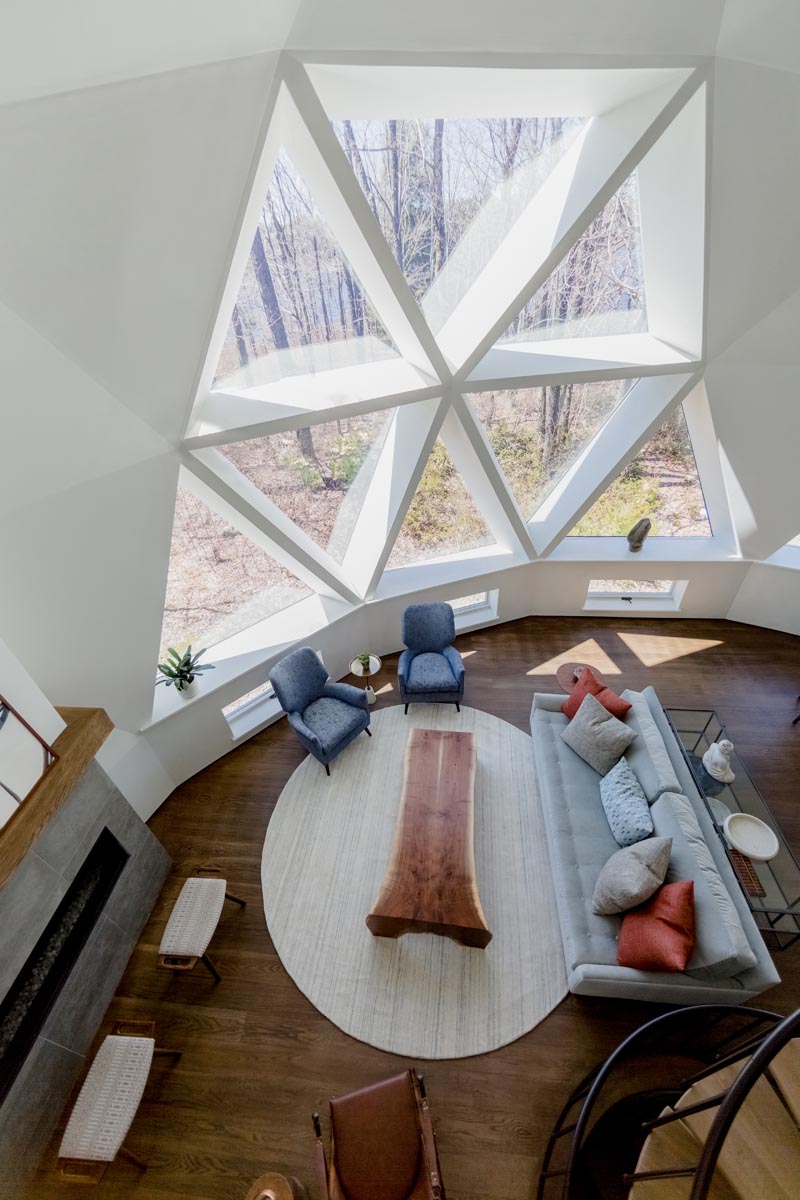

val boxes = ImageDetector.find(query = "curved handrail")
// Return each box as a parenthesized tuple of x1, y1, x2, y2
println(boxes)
(689, 1007, 800, 1200)
(562, 1004, 782, 1198)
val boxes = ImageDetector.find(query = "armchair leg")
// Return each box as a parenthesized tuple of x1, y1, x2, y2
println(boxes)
(455, 702, 460, 712)
(365, 728, 372, 737)
(325, 763, 331, 777)
(404, 704, 409, 714)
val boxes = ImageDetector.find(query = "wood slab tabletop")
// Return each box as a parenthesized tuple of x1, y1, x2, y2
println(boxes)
(366, 727, 492, 949)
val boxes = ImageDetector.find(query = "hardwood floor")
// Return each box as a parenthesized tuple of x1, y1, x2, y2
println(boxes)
(32, 618, 800, 1200)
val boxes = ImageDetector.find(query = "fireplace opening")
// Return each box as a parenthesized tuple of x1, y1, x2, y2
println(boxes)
(0, 828, 129, 1104)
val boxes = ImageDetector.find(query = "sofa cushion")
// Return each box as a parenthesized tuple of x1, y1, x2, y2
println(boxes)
(562, 694, 637, 776)
(562, 666, 632, 720)
(652, 792, 757, 979)
(592, 837, 673, 915)
(618, 881, 696, 972)
(303, 696, 366, 753)
(621, 690, 681, 803)
(406, 651, 459, 693)
(600, 758, 653, 847)
(531, 708, 623, 970)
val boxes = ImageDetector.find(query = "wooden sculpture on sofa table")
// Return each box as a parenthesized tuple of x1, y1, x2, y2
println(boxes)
(312, 1070, 445, 1200)
(397, 603, 465, 713)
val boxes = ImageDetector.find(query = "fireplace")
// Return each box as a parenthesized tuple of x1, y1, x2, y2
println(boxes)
(0, 828, 129, 1105)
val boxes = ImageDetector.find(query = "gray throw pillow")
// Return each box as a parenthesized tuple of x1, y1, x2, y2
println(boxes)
(600, 758, 653, 847)
(561, 693, 637, 775)
(592, 836, 673, 915)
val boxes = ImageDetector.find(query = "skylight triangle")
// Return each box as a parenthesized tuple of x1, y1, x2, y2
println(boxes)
(498, 170, 647, 348)
(218, 408, 396, 566)
(385, 438, 494, 569)
(213, 148, 398, 392)
(469, 379, 637, 521)
(333, 116, 586, 335)
(568, 404, 711, 537)
(159, 486, 311, 660)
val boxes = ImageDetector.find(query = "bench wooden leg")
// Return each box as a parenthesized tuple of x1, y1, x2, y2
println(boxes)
(153, 1046, 182, 1061)
(202, 953, 222, 983)
(119, 1145, 147, 1172)
(225, 890, 246, 907)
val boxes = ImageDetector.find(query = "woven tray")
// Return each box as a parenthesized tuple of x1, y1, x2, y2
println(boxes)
(729, 849, 766, 898)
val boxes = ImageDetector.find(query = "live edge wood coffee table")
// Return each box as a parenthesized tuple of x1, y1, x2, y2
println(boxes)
(366, 728, 492, 949)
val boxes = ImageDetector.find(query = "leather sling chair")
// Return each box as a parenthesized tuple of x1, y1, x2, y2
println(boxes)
(312, 1070, 445, 1200)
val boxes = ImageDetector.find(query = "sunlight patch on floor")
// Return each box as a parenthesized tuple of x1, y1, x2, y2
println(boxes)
(526, 638, 620, 676)
(618, 632, 722, 668)
(375, 682, 395, 695)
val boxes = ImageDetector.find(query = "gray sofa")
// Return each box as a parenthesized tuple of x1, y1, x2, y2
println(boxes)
(531, 685, 780, 1004)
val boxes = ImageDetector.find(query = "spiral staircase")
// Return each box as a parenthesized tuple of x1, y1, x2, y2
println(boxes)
(537, 1006, 800, 1200)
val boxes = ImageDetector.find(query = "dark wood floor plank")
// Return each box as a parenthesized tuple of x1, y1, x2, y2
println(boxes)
(29, 617, 800, 1200)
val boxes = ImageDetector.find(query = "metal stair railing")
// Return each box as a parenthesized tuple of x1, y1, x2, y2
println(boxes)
(536, 1004, 784, 1200)
(689, 1007, 800, 1200)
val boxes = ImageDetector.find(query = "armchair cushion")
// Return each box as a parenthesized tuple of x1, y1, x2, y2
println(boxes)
(407, 652, 460, 693)
(402, 603, 456, 654)
(330, 1073, 422, 1200)
(303, 697, 367, 754)
(270, 646, 328, 714)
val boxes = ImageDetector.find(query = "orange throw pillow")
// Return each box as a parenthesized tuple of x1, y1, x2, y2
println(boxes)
(561, 666, 632, 720)
(617, 881, 696, 972)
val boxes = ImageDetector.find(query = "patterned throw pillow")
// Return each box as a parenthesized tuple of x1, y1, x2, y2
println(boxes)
(561, 693, 637, 775)
(600, 758, 653, 847)
(617, 881, 696, 972)
(592, 837, 673, 915)
(561, 665, 632, 720)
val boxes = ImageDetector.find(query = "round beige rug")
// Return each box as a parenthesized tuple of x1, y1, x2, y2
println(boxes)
(261, 704, 567, 1059)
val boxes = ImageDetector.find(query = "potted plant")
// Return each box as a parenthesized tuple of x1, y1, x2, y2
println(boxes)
(356, 652, 372, 672)
(156, 646, 215, 693)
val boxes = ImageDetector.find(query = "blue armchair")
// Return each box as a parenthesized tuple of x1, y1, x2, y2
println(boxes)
(397, 603, 465, 713)
(270, 647, 371, 776)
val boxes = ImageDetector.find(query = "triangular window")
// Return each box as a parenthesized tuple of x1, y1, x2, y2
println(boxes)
(469, 379, 636, 520)
(159, 486, 311, 659)
(385, 439, 493, 568)
(498, 171, 647, 347)
(213, 149, 397, 391)
(333, 116, 585, 333)
(568, 405, 711, 537)
(219, 408, 396, 565)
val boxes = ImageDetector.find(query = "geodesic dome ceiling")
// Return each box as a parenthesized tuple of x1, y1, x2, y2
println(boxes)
(161, 60, 723, 661)
(1, 13, 799, 746)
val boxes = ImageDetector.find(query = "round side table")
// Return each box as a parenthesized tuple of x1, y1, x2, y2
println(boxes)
(245, 1173, 307, 1200)
(349, 653, 382, 705)
(555, 662, 607, 693)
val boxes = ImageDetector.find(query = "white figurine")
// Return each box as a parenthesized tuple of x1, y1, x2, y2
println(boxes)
(702, 739, 736, 784)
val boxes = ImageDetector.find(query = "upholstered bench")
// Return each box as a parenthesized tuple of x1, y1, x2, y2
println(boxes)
(157, 867, 246, 982)
(58, 1020, 181, 1182)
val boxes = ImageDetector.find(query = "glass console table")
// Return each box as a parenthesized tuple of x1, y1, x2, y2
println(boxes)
(665, 708, 800, 951)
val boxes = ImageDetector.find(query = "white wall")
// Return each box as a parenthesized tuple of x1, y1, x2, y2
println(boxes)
(287, 0, 725, 55)
(0, 52, 280, 441)
(705, 287, 800, 560)
(142, 554, 750, 787)
(706, 57, 800, 361)
(728, 561, 800, 638)
(0, 636, 65, 746)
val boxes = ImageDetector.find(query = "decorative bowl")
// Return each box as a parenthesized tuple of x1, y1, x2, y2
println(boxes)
(723, 813, 779, 862)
